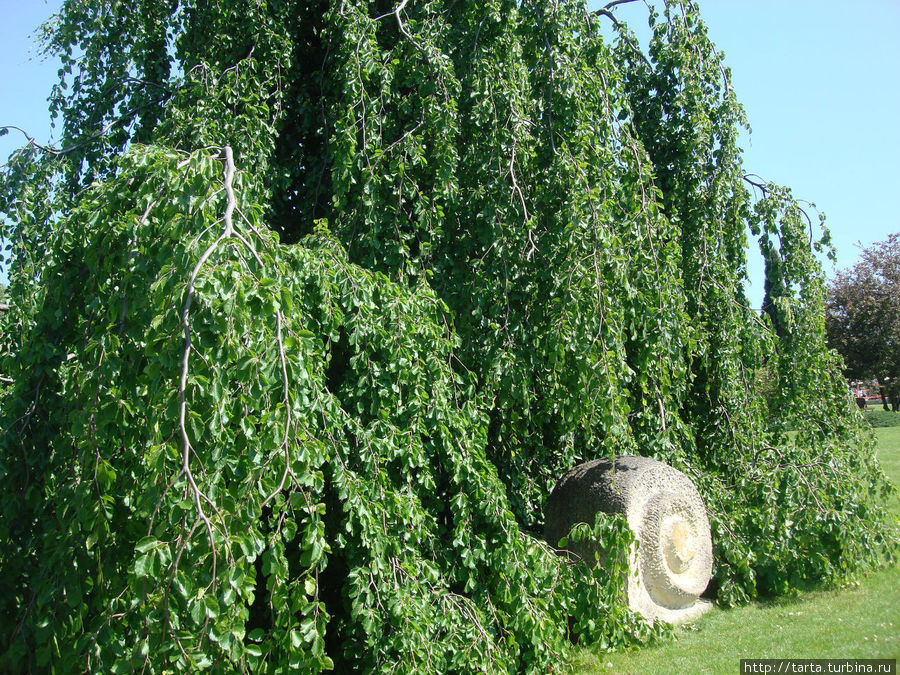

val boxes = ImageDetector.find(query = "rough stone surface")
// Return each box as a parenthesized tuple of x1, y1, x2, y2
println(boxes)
(544, 455, 713, 624)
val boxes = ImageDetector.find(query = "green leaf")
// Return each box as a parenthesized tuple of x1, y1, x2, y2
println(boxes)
(135, 537, 159, 554)
(134, 553, 153, 578)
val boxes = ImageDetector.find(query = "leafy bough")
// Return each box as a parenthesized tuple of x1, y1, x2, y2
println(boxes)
(0, 145, 661, 672)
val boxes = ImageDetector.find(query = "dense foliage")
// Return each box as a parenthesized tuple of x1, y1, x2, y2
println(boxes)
(0, 0, 895, 672)
(825, 233, 900, 392)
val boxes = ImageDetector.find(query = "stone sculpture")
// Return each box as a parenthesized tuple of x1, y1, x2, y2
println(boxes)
(544, 455, 713, 624)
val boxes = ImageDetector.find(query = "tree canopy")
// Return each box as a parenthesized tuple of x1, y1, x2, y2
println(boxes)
(826, 233, 900, 387)
(0, 1, 896, 672)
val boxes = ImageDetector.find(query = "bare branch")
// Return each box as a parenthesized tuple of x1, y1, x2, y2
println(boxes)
(742, 173, 770, 196)
(381, 0, 426, 54)
(605, 0, 641, 9)
(394, 0, 413, 43)
(2, 119, 117, 159)
(594, 8, 622, 27)
(1, 92, 172, 169)
(592, 0, 643, 22)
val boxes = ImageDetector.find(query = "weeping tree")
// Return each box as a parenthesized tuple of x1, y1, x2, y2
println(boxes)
(0, 0, 895, 671)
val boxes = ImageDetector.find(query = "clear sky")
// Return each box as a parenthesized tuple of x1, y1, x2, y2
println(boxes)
(2, 0, 899, 304)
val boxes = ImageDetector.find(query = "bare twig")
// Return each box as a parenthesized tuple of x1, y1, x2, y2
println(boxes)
(743, 173, 770, 196)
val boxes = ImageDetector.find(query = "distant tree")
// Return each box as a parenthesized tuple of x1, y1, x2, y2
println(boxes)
(825, 233, 900, 408)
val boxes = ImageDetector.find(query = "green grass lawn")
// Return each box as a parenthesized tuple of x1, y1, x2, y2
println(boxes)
(570, 427, 900, 674)
(880, 427, 900, 517)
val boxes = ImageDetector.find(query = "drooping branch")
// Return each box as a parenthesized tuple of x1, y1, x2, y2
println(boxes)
(1, 304, 13, 383)
(593, 0, 645, 25)
(592, 0, 651, 67)
(171, 146, 297, 638)
(2, 113, 129, 164)
(744, 174, 820, 244)
(601, 0, 644, 12)
(171, 146, 240, 644)
(742, 173, 770, 196)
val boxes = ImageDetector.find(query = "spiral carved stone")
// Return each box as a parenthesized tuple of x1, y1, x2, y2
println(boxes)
(544, 455, 713, 624)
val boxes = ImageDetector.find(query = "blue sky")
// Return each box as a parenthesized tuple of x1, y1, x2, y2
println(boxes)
(2, 0, 899, 305)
